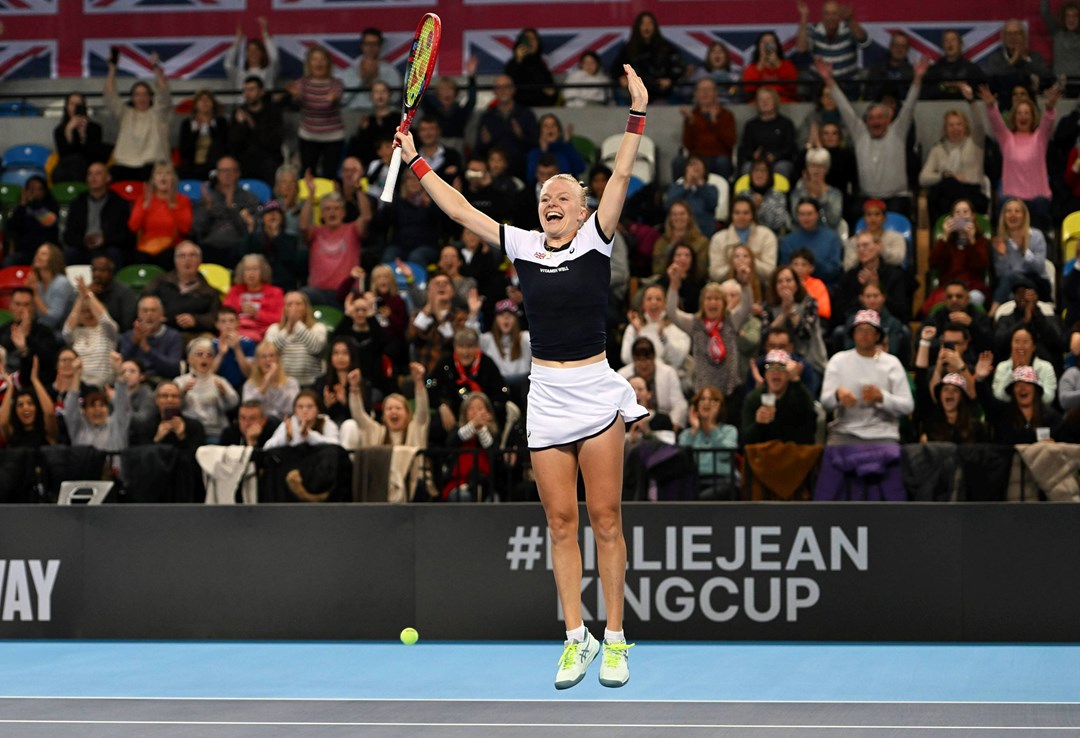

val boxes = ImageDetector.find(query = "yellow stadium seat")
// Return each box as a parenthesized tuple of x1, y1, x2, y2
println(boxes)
(1061, 211, 1080, 263)
(198, 262, 232, 297)
(298, 177, 337, 225)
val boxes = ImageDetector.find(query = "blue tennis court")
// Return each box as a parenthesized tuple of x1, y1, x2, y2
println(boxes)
(0, 641, 1076, 736)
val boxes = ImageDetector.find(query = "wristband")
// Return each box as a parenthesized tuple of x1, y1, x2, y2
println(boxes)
(626, 111, 646, 135)
(408, 154, 432, 180)
(919, 339, 932, 348)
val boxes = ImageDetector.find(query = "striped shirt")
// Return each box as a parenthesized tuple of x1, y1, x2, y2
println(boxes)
(808, 22, 868, 80)
(264, 321, 327, 387)
(297, 76, 345, 141)
(62, 313, 119, 388)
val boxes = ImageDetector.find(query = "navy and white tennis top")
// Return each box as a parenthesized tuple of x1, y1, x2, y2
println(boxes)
(501, 214, 612, 362)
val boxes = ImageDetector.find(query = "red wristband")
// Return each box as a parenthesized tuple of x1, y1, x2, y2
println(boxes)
(626, 111, 646, 135)
(408, 155, 432, 179)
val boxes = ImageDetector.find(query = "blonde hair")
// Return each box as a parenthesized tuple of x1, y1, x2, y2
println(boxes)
(280, 291, 315, 329)
(148, 161, 179, 206)
(697, 281, 729, 320)
(249, 341, 287, 388)
(997, 197, 1032, 253)
(303, 46, 332, 78)
(1008, 100, 1040, 132)
(370, 264, 400, 296)
(941, 109, 971, 139)
(540, 174, 588, 209)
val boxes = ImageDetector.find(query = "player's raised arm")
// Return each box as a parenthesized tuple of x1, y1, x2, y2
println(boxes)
(395, 129, 501, 246)
(596, 64, 648, 240)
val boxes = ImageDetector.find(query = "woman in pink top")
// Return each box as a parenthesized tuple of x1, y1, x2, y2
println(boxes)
(223, 254, 284, 341)
(980, 82, 1060, 230)
(299, 170, 372, 306)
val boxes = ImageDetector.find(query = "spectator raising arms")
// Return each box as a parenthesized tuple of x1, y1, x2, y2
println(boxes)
(300, 173, 371, 306)
(0, 359, 57, 448)
(287, 47, 345, 179)
(979, 81, 1059, 230)
(62, 276, 119, 388)
(224, 16, 278, 91)
(104, 50, 171, 182)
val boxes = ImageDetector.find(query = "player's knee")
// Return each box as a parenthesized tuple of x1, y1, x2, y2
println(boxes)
(546, 510, 578, 543)
(587, 506, 622, 544)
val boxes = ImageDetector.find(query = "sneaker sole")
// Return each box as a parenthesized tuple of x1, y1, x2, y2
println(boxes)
(599, 674, 629, 688)
(554, 646, 599, 690)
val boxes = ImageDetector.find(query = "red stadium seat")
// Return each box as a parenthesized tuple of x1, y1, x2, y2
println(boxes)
(110, 180, 145, 203)
(0, 265, 31, 309)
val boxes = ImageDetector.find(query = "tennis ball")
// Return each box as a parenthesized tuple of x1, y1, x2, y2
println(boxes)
(400, 627, 419, 646)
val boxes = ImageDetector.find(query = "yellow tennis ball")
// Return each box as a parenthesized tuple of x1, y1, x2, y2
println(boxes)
(400, 627, 419, 646)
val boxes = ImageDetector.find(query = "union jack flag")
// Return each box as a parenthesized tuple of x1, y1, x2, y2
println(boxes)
(0, 0, 1041, 81)
(0, 40, 55, 79)
(84, 0, 246, 10)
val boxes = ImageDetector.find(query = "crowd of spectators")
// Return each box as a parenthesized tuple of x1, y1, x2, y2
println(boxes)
(2, 7, 1080, 503)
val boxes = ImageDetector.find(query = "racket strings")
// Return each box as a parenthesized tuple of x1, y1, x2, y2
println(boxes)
(405, 19, 438, 106)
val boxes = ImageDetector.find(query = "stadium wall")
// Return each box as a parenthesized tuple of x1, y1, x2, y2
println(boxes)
(0, 503, 1076, 642)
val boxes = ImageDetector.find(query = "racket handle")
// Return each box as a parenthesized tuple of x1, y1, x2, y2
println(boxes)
(380, 147, 404, 203)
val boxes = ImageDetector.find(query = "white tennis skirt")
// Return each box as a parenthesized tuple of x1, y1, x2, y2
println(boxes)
(526, 360, 648, 450)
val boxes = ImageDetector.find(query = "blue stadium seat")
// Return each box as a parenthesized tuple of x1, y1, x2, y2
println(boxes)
(0, 167, 46, 187)
(2, 144, 51, 170)
(239, 178, 272, 204)
(179, 179, 204, 202)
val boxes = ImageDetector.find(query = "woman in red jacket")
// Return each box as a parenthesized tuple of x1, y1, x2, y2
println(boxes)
(223, 253, 284, 342)
(127, 161, 192, 266)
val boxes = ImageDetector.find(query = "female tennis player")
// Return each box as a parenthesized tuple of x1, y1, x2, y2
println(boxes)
(396, 65, 648, 690)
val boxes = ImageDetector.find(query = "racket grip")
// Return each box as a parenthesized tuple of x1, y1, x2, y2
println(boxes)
(380, 147, 404, 203)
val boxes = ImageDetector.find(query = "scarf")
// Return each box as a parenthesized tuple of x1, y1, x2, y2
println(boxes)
(454, 355, 483, 394)
(703, 317, 727, 365)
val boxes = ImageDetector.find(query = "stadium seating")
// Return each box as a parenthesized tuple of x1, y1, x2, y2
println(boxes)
(0, 266, 31, 309)
(179, 179, 204, 202)
(313, 304, 344, 331)
(239, 178, 272, 204)
(2, 144, 51, 171)
(856, 211, 914, 268)
(110, 181, 145, 203)
(115, 263, 164, 291)
(601, 133, 656, 185)
(198, 263, 232, 296)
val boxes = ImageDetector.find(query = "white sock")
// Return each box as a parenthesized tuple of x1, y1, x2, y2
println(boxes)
(566, 624, 587, 642)
(604, 628, 625, 643)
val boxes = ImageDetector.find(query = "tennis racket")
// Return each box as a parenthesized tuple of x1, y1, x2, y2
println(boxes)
(380, 13, 442, 203)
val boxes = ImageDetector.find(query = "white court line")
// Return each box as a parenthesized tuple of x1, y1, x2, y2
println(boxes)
(0, 721, 1077, 731)
(0, 696, 1078, 705)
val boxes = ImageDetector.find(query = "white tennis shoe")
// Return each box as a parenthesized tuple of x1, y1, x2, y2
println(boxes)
(598, 640, 634, 688)
(554, 630, 600, 690)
